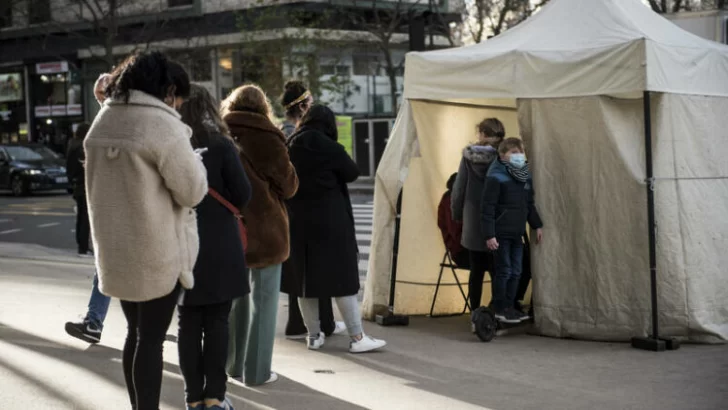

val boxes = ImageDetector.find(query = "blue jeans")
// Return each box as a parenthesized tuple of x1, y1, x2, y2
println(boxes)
(85, 273, 111, 329)
(492, 238, 524, 313)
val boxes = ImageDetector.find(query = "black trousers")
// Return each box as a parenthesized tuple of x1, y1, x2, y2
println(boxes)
(468, 250, 494, 310)
(120, 285, 180, 410)
(516, 235, 532, 304)
(286, 294, 336, 336)
(178, 301, 233, 403)
(74, 196, 90, 254)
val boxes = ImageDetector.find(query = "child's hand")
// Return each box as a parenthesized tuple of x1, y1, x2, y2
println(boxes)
(535, 228, 543, 244)
(487, 238, 499, 251)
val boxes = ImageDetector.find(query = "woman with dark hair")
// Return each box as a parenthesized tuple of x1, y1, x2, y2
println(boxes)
(279, 81, 345, 340)
(177, 84, 251, 410)
(84, 51, 208, 410)
(451, 118, 505, 324)
(283, 104, 386, 353)
(221, 84, 298, 386)
(280, 80, 313, 137)
(66, 122, 92, 257)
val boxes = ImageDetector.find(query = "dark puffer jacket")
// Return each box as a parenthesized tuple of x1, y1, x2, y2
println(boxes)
(451, 144, 498, 251)
(481, 159, 543, 240)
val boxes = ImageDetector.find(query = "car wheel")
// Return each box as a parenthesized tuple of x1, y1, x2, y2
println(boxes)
(11, 175, 28, 197)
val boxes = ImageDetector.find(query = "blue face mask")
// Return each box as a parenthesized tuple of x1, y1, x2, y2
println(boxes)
(509, 153, 526, 169)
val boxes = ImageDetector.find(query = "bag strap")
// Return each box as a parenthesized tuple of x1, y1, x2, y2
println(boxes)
(208, 188, 241, 219)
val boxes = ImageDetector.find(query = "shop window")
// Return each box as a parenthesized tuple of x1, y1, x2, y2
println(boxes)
(168, 0, 194, 8)
(28, 0, 51, 24)
(321, 65, 350, 76)
(353, 56, 379, 76)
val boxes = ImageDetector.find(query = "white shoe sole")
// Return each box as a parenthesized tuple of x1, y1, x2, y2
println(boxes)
(349, 340, 387, 354)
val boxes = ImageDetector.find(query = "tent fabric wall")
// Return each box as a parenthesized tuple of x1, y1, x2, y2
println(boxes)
(362, 100, 518, 318)
(519, 94, 728, 343)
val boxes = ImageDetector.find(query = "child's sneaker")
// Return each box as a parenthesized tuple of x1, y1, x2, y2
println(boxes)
(513, 308, 530, 322)
(494, 310, 520, 324)
(349, 335, 386, 353)
(306, 333, 325, 350)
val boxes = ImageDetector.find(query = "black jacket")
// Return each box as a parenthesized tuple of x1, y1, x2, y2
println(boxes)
(179, 134, 252, 306)
(282, 117, 361, 298)
(66, 139, 85, 199)
(481, 159, 543, 240)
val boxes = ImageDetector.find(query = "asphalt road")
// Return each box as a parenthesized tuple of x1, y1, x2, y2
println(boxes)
(0, 191, 78, 251)
(0, 192, 374, 254)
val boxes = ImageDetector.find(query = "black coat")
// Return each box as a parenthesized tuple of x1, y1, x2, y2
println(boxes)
(281, 124, 360, 298)
(481, 159, 543, 240)
(66, 139, 85, 200)
(179, 134, 252, 306)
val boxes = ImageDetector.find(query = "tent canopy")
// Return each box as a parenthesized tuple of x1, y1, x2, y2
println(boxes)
(362, 0, 728, 343)
(404, 0, 728, 100)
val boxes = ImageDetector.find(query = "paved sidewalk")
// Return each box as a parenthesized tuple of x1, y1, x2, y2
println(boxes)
(0, 242, 726, 410)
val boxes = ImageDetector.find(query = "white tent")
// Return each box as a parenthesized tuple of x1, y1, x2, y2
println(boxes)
(362, 0, 728, 343)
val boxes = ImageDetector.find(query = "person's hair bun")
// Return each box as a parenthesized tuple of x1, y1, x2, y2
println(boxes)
(281, 80, 309, 113)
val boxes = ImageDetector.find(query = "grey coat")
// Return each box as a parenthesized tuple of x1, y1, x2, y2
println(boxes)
(451, 144, 498, 252)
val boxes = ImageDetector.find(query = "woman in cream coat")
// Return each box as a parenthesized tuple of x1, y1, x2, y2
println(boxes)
(84, 51, 208, 410)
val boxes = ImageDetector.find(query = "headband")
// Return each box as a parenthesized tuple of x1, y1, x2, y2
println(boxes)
(284, 90, 311, 109)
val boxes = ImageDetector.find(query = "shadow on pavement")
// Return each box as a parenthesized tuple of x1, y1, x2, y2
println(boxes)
(0, 322, 367, 410)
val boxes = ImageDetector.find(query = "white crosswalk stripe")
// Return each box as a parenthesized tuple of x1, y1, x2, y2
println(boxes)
(353, 203, 374, 281)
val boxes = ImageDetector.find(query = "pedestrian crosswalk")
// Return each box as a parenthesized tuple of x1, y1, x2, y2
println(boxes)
(353, 202, 374, 281)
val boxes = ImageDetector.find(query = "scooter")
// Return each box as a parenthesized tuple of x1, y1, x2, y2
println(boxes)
(471, 305, 533, 342)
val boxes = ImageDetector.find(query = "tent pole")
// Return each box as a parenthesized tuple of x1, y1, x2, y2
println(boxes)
(376, 189, 409, 326)
(631, 91, 679, 352)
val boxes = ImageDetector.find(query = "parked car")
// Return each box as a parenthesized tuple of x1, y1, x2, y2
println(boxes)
(0, 144, 70, 196)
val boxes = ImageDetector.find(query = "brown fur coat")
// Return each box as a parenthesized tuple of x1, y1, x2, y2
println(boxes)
(224, 111, 299, 268)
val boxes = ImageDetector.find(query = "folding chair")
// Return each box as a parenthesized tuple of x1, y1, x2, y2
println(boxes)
(429, 250, 471, 317)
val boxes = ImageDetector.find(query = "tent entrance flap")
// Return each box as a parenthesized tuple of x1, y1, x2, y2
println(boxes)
(388, 100, 519, 317)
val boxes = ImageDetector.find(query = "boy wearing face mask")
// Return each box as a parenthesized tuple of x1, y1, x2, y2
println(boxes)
(481, 138, 543, 324)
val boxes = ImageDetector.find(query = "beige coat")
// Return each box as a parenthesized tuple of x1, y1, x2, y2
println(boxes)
(85, 90, 208, 302)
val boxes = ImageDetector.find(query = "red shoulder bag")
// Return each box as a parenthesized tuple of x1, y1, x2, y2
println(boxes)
(207, 188, 248, 251)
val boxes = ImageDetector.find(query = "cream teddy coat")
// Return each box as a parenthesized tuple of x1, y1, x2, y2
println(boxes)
(84, 90, 208, 302)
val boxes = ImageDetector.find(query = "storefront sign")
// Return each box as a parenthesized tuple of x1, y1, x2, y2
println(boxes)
(36, 61, 69, 74)
(35, 106, 51, 117)
(51, 105, 67, 116)
(66, 104, 82, 116)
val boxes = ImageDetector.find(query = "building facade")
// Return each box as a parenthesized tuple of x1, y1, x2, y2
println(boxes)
(0, 0, 459, 148)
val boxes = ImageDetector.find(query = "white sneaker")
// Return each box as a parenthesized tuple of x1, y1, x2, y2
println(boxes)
(332, 321, 347, 336)
(306, 333, 325, 350)
(349, 335, 386, 353)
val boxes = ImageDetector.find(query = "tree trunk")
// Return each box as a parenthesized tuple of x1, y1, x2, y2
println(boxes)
(382, 46, 398, 114)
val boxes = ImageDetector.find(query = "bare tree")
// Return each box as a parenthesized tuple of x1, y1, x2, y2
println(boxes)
(7, 0, 164, 70)
(461, 0, 549, 43)
(344, 0, 428, 114)
(237, 0, 361, 113)
(646, 0, 726, 12)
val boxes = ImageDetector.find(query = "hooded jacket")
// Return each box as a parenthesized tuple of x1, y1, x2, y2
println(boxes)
(451, 144, 498, 252)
